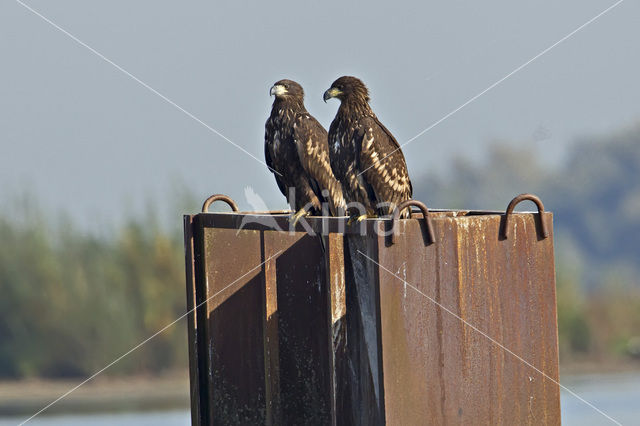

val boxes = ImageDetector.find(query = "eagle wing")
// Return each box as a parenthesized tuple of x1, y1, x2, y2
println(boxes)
(293, 114, 346, 215)
(356, 116, 412, 215)
(264, 123, 289, 197)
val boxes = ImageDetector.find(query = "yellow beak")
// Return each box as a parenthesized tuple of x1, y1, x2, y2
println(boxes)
(323, 87, 342, 102)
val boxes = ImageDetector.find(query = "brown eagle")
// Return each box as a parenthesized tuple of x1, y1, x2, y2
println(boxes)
(265, 79, 345, 223)
(323, 76, 412, 220)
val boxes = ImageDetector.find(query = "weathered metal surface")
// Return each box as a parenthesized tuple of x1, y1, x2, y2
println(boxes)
(343, 234, 386, 425)
(262, 231, 281, 425)
(264, 230, 331, 424)
(376, 210, 560, 425)
(185, 213, 336, 425)
(323, 233, 348, 426)
(183, 215, 202, 426)
(203, 226, 266, 424)
(184, 193, 560, 426)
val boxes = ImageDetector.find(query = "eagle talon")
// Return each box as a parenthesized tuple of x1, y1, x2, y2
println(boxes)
(290, 209, 310, 227)
(357, 214, 377, 223)
(347, 214, 377, 225)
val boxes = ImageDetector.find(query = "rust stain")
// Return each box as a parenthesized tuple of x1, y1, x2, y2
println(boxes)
(434, 230, 447, 423)
(454, 218, 470, 376)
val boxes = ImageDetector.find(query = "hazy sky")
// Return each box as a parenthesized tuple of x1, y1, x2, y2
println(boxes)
(1, 0, 638, 225)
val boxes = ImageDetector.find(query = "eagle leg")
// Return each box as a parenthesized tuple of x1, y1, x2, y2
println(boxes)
(290, 208, 311, 227)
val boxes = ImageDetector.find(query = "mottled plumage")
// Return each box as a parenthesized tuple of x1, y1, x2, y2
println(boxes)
(323, 76, 412, 217)
(265, 79, 345, 216)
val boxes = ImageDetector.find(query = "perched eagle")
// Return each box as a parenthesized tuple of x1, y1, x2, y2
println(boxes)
(265, 79, 345, 223)
(323, 76, 412, 220)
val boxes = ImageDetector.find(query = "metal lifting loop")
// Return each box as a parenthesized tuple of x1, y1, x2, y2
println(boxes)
(501, 193, 548, 240)
(390, 200, 435, 245)
(201, 194, 239, 213)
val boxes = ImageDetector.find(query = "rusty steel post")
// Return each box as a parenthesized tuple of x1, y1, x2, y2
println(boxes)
(185, 193, 560, 425)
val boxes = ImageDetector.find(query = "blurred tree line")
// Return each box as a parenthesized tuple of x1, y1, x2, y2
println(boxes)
(0, 204, 188, 379)
(1, 123, 639, 380)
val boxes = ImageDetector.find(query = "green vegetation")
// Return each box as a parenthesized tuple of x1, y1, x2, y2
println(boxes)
(0, 207, 188, 379)
(1, 123, 639, 379)
(555, 268, 640, 363)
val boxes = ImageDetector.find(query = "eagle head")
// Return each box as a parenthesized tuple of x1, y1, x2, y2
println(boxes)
(270, 79, 304, 101)
(323, 76, 370, 103)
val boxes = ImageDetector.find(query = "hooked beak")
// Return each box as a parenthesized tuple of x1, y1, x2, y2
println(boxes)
(270, 85, 286, 97)
(323, 87, 341, 103)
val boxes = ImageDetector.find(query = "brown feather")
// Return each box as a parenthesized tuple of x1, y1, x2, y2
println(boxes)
(265, 80, 345, 216)
(326, 76, 413, 217)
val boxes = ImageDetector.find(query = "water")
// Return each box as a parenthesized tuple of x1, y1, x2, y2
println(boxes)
(0, 410, 190, 426)
(561, 372, 640, 426)
(1, 373, 638, 425)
